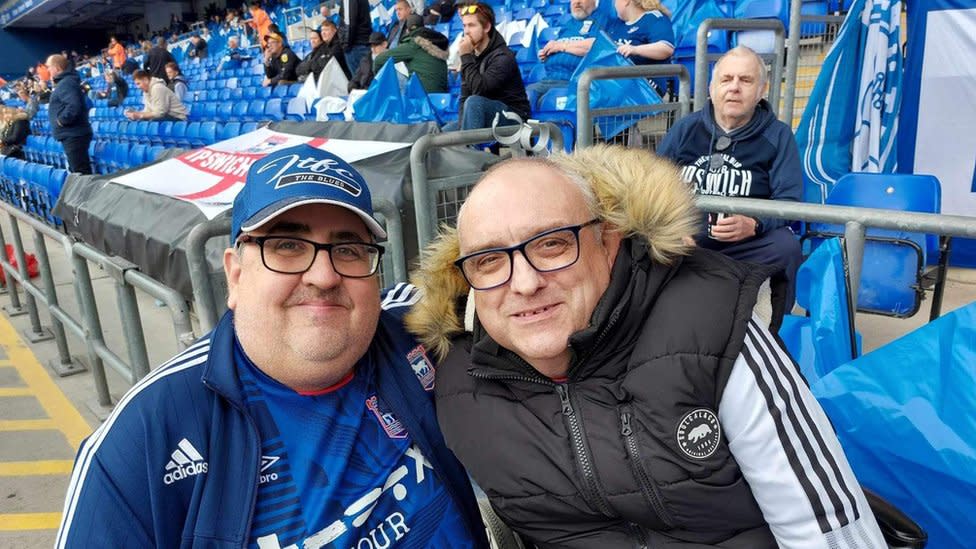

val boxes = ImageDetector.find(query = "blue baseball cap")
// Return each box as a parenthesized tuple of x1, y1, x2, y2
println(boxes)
(230, 144, 386, 244)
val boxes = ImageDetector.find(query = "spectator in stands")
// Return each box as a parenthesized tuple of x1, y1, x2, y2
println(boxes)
(657, 46, 803, 328)
(125, 69, 188, 122)
(424, 0, 456, 25)
(263, 32, 299, 87)
(55, 144, 491, 549)
(297, 26, 344, 83)
(16, 86, 39, 120)
(217, 36, 251, 73)
(46, 54, 92, 174)
(531, 0, 608, 104)
(387, 0, 413, 48)
(122, 46, 140, 74)
(339, 0, 373, 79)
(107, 36, 127, 70)
(35, 61, 51, 83)
(225, 8, 242, 30)
(349, 32, 387, 91)
(90, 70, 129, 107)
(144, 37, 176, 81)
(165, 62, 189, 101)
(607, 0, 674, 95)
(405, 145, 887, 549)
(318, 21, 352, 78)
(188, 34, 209, 60)
(451, 2, 530, 130)
(0, 107, 29, 159)
(374, 15, 449, 93)
(248, 1, 273, 46)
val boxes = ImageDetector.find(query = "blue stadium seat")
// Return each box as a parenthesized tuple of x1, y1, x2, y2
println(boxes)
(286, 83, 303, 98)
(128, 144, 148, 168)
(428, 93, 459, 124)
(241, 122, 258, 134)
(148, 145, 166, 162)
(116, 121, 130, 141)
(216, 102, 234, 121)
(257, 86, 273, 99)
(201, 102, 218, 120)
(158, 121, 174, 144)
(242, 87, 258, 100)
(217, 122, 242, 141)
(807, 173, 944, 318)
(199, 122, 217, 145)
(245, 100, 265, 121)
(219, 88, 233, 101)
(91, 141, 109, 174)
(272, 85, 290, 98)
(264, 99, 284, 121)
(186, 122, 204, 148)
(233, 101, 250, 120)
(171, 121, 189, 148)
(229, 88, 244, 100)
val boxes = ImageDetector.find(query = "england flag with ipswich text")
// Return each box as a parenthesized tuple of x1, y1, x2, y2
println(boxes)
(795, 0, 902, 203)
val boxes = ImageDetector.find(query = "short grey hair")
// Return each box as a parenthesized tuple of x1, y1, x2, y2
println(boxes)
(711, 45, 768, 88)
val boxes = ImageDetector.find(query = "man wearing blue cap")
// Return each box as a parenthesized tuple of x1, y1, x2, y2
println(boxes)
(56, 145, 489, 549)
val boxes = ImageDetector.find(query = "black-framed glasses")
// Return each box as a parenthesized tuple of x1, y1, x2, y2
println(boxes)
(238, 235, 384, 277)
(454, 219, 601, 290)
(709, 135, 731, 172)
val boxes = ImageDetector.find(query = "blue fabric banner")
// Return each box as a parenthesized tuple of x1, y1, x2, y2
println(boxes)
(795, 0, 903, 203)
(810, 301, 976, 549)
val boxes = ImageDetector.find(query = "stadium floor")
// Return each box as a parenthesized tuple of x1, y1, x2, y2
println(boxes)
(0, 217, 973, 548)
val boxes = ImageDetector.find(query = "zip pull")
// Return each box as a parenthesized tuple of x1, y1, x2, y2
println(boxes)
(620, 412, 633, 436)
(555, 384, 573, 416)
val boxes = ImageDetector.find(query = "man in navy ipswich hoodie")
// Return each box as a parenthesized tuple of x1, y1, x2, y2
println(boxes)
(658, 45, 802, 328)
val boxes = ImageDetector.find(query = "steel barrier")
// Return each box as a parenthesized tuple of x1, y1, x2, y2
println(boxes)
(410, 123, 564, 250)
(695, 18, 786, 117)
(187, 199, 409, 333)
(696, 195, 976, 330)
(576, 65, 691, 150)
(0, 201, 195, 411)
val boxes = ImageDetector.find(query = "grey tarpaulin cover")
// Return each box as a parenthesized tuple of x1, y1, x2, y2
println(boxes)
(53, 121, 497, 299)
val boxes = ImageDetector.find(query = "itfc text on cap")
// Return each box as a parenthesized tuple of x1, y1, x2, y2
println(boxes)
(231, 144, 386, 244)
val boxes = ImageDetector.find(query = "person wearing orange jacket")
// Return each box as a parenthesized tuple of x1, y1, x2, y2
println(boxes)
(107, 36, 126, 69)
(248, 1, 273, 47)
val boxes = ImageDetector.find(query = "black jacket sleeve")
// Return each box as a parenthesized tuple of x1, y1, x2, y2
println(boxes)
(460, 49, 516, 98)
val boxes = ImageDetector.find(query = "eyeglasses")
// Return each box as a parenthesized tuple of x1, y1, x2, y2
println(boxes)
(709, 135, 731, 172)
(238, 235, 384, 277)
(454, 219, 601, 290)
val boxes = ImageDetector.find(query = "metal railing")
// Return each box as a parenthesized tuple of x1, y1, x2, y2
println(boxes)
(410, 123, 565, 250)
(0, 201, 195, 412)
(576, 65, 692, 149)
(696, 195, 976, 330)
(186, 199, 409, 334)
(694, 18, 787, 117)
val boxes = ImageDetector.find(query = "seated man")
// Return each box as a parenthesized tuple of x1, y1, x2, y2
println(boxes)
(164, 62, 189, 101)
(89, 70, 128, 107)
(406, 145, 886, 548)
(387, 0, 413, 48)
(216, 36, 251, 73)
(188, 34, 209, 60)
(450, 2, 530, 130)
(263, 31, 300, 87)
(319, 21, 352, 79)
(349, 32, 388, 91)
(56, 145, 490, 549)
(531, 0, 608, 105)
(297, 25, 347, 83)
(373, 14, 449, 93)
(124, 69, 188, 121)
(0, 106, 29, 159)
(658, 46, 803, 327)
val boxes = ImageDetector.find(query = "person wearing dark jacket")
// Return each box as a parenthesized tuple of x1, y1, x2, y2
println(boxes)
(340, 0, 373, 79)
(657, 46, 803, 328)
(373, 15, 449, 93)
(263, 32, 299, 87)
(188, 35, 208, 60)
(90, 70, 128, 107)
(45, 54, 92, 174)
(349, 32, 387, 91)
(0, 107, 29, 159)
(318, 21, 352, 79)
(454, 3, 530, 130)
(143, 38, 176, 80)
(405, 145, 888, 549)
(297, 27, 341, 82)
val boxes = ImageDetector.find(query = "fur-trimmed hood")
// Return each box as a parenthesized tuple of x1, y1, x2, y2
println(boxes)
(408, 28, 450, 60)
(405, 145, 700, 360)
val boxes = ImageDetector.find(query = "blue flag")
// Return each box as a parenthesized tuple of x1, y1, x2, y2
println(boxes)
(403, 73, 438, 124)
(795, 0, 903, 203)
(353, 59, 405, 123)
(566, 32, 662, 138)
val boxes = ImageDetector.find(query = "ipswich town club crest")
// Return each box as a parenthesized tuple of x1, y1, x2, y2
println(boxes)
(407, 345, 435, 392)
(675, 408, 721, 460)
(366, 395, 408, 439)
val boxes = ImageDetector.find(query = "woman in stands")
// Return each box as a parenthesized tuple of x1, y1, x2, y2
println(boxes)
(606, 0, 675, 96)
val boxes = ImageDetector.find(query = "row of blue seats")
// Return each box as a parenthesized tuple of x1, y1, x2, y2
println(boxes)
(189, 83, 304, 102)
(23, 135, 68, 168)
(87, 98, 290, 123)
(90, 141, 167, 174)
(0, 157, 68, 225)
(188, 74, 267, 91)
(91, 120, 261, 148)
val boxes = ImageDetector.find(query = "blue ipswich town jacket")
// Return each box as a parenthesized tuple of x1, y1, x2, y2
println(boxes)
(56, 284, 489, 549)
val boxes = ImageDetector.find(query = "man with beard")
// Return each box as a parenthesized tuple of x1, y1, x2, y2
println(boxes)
(530, 0, 609, 105)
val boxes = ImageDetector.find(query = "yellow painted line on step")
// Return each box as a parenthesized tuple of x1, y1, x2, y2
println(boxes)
(0, 512, 62, 530)
(0, 315, 91, 449)
(0, 418, 57, 431)
(0, 460, 74, 476)
(0, 387, 31, 396)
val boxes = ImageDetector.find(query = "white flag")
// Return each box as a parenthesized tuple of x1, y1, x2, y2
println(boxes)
(317, 57, 350, 99)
